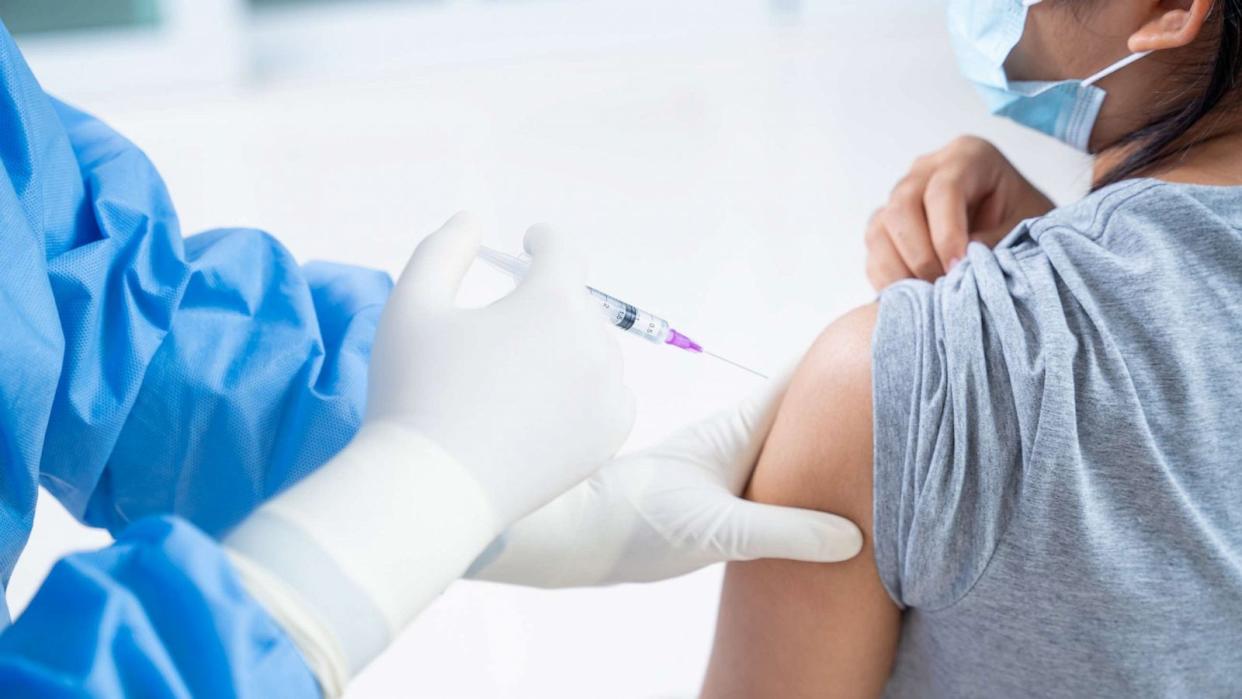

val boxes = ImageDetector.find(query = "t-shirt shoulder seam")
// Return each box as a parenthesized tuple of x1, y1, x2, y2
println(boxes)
(1030, 179, 1167, 244)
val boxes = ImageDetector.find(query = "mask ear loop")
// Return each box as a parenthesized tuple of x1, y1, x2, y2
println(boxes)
(1083, 51, 1153, 86)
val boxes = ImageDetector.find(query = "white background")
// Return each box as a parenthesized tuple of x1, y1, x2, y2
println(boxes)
(7, 1, 1089, 697)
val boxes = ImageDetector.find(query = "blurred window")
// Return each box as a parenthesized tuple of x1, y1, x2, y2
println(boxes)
(0, 0, 160, 35)
(248, 0, 445, 8)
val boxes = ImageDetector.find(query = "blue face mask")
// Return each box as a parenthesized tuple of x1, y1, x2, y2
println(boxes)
(947, 0, 1151, 152)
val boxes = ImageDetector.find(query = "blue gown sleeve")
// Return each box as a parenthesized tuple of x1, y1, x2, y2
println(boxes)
(0, 20, 378, 693)
(41, 97, 392, 537)
(0, 516, 319, 698)
(0, 18, 390, 543)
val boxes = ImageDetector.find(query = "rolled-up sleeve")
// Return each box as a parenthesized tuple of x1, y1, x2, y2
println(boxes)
(871, 242, 1040, 611)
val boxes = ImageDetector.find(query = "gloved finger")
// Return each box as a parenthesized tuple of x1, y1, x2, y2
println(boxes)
(587, 353, 637, 460)
(612, 386, 638, 455)
(648, 361, 795, 490)
(596, 329, 636, 457)
(731, 362, 795, 451)
(393, 212, 482, 312)
(725, 499, 864, 563)
(464, 482, 601, 587)
(516, 224, 588, 296)
(694, 361, 795, 489)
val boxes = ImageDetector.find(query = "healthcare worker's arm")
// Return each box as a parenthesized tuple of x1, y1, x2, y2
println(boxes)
(0, 216, 632, 699)
(41, 97, 392, 539)
(225, 215, 636, 695)
(0, 19, 390, 560)
(0, 22, 369, 697)
(0, 517, 320, 698)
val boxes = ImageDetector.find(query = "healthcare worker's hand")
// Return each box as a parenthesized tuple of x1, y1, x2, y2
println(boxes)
(224, 213, 634, 696)
(364, 212, 635, 526)
(468, 371, 863, 588)
(865, 136, 1055, 291)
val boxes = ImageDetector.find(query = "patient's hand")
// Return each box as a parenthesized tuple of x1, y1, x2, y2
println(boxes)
(865, 135, 1054, 291)
(701, 304, 901, 699)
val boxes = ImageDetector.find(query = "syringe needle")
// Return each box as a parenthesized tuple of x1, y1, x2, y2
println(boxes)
(477, 247, 769, 379)
(702, 350, 769, 380)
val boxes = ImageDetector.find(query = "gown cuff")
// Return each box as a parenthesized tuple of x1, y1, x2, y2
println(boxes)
(224, 423, 500, 692)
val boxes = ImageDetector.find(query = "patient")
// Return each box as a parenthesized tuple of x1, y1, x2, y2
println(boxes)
(703, 0, 1242, 696)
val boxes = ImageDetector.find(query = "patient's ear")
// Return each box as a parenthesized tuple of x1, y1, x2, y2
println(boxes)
(1128, 0, 1211, 52)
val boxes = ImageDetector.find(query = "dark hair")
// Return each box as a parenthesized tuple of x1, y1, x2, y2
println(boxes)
(1095, 0, 1242, 189)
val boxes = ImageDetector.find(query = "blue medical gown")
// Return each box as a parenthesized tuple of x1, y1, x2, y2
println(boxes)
(0, 21, 390, 695)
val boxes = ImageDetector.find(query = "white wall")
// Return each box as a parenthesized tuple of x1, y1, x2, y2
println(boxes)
(8, 2, 1090, 697)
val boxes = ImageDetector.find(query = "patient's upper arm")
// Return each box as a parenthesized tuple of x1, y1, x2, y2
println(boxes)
(748, 304, 878, 523)
(702, 303, 901, 698)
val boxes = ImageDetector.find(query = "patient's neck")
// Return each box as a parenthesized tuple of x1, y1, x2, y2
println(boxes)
(1095, 113, 1242, 187)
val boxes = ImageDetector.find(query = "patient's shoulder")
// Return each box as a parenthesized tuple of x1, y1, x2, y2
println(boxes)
(747, 303, 877, 529)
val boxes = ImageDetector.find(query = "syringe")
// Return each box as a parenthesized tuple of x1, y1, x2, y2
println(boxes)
(477, 246, 767, 379)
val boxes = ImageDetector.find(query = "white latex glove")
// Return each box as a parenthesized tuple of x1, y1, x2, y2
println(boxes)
(224, 213, 634, 696)
(359, 213, 636, 527)
(468, 371, 863, 588)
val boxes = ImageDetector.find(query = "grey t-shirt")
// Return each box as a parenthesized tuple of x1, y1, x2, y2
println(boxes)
(872, 179, 1242, 697)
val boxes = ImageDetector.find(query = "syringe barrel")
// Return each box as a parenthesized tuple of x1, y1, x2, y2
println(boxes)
(587, 287, 670, 344)
(477, 247, 675, 345)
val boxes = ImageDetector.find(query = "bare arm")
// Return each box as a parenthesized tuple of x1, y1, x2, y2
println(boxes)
(701, 304, 900, 699)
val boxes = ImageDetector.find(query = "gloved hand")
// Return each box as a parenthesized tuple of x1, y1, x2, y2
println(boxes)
(468, 371, 863, 588)
(363, 212, 635, 527)
(224, 213, 635, 696)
